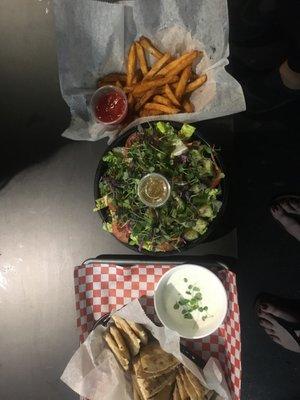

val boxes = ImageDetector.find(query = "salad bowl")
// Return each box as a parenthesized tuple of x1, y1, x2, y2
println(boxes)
(94, 121, 228, 255)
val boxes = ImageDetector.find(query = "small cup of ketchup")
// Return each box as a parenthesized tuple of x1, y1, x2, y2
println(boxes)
(90, 85, 128, 125)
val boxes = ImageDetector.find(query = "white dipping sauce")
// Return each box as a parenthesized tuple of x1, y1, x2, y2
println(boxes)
(155, 264, 228, 339)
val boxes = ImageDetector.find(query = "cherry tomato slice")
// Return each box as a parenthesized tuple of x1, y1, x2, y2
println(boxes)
(112, 222, 130, 243)
(125, 132, 140, 149)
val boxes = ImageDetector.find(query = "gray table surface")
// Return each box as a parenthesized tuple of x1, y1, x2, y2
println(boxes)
(0, 140, 237, 400)
(0, 1, 237, 399)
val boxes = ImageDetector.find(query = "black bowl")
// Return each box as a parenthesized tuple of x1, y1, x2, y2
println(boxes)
(94, 121, 228, 255)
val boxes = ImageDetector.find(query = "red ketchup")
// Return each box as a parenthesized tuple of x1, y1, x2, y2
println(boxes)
(94, 89, 127, 124)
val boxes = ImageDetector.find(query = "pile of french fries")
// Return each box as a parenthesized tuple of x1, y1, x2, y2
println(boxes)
(97, 36, 207, 119)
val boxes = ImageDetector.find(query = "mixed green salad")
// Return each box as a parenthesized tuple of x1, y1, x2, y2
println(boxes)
(94, 122, 225, 252)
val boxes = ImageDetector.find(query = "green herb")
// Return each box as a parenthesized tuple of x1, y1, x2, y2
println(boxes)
(172, 280, 211, 322)
(184, 278, 188, 283)
(178, 298, 189, 306)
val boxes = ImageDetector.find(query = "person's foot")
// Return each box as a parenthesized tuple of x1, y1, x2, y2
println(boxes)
(280, 61, 300, 90)
(270, 196, 300, 241)
(256, 294, 300, 353)
(242, 63, 300, 114)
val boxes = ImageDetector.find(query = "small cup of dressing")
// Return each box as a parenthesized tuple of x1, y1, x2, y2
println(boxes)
(138, 173, 171, 208)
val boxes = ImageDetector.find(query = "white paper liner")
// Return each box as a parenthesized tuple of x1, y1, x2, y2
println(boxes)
(61, 299, 232, 400)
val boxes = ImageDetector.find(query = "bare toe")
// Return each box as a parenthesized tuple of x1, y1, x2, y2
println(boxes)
(259, 318, 274, 328)
(265, 327, 275, 335)
(280, 201, 295, 214)
(290, 200, 300, 214)
(271, 335, 281, 344)
(271, 205, 285, 219)
(259, 301, 300, 323)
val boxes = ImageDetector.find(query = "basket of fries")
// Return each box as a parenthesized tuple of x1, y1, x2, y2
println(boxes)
(97, 36, 208, 122)
(53, 0, 245, 142)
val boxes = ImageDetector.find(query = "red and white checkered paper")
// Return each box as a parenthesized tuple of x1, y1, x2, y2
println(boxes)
(74, 263, 241, 400)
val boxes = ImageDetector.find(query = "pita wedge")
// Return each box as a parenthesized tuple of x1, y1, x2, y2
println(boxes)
(133, 355, 147, 379)
(150, 380, 175, 400)
(179, 367, 200, 400)
(132, 377, 142, 400)
(140, 342, 180, 376)
(176, 373, 189, 400)
(183, 367, 206, 400)
(113, 315, 141, 356)
(132, 373, 143, 399)
(103, 331, 130, 371)
(133, 353, 178, 381)
(136, 369, 176, 399)
(109, 325, 130, 360)
(173, 383, 181, 400)
(133, 385, 141, 400)
(127, 320, 148, 345)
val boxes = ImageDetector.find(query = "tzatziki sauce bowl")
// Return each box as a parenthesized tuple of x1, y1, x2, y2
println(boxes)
(154, 264, 228, 339)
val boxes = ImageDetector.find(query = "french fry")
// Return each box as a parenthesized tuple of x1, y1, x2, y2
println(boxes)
(128, 93, 134, 107)
(175, 66, 192, 100)
(139, 36, 163, 59)
(182, 98, 195, 113)
(115, 80, 123, 89)
(127, 43, 137, 87)
(136, 42, 148, 76)
(185, 74, 207, 93)
(144, 102, 180, 114)
(153, 95, 173, 106)
(140, 108, 163, 117)
(143, 53, 171, 80)
(123, 86, 133, 93)
(135, 89, 157, 111)
(164, 84, 180, 106)
(158, 51, 200, 76)
(98, 73, 127, 86)
(133, 75, 179, 96)
(165, 51, 200, 78)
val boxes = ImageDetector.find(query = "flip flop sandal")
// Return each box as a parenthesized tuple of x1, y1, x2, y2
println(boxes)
(255, 293, 300, 353)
